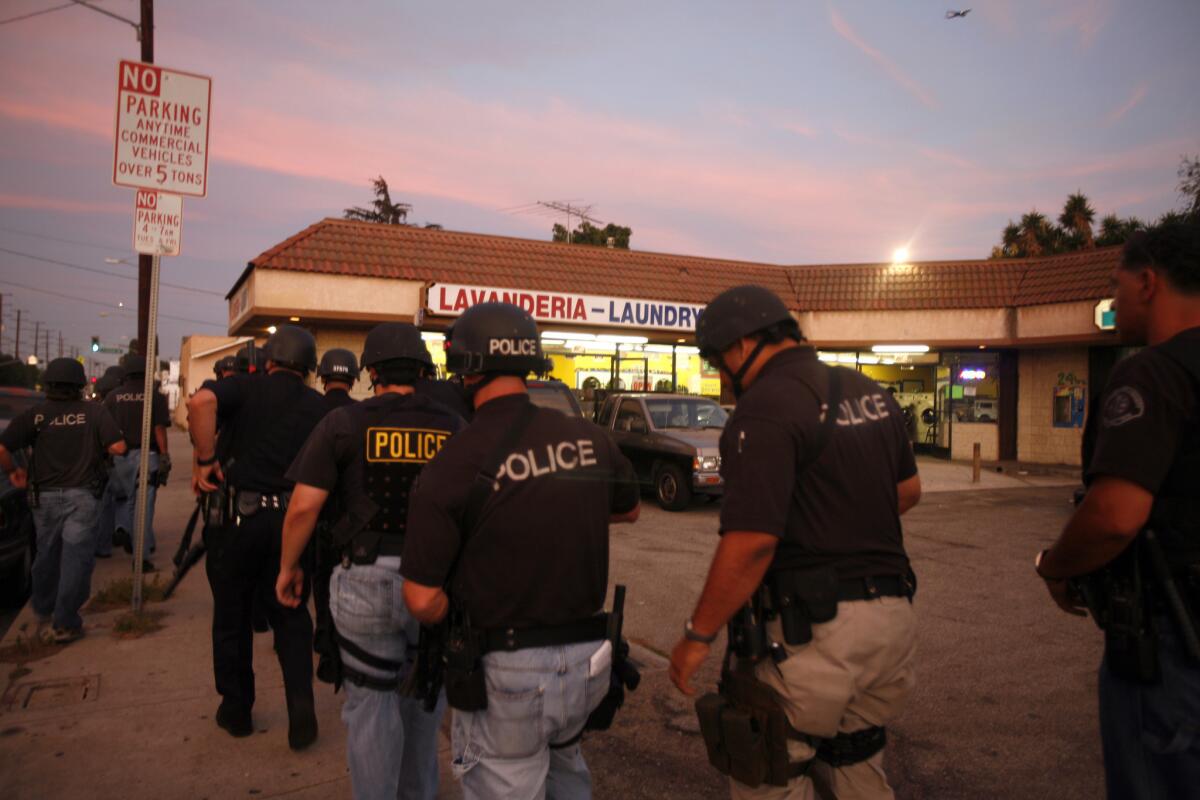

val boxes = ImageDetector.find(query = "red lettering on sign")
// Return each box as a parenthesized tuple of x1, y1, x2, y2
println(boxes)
(536, 294, 549, 317)
(571, 299, 586, 320)
(120, 61, 161, 96)
(453, 289, 468, 311)
(136, 191, 158, 209)
(550, 296, 565, 318)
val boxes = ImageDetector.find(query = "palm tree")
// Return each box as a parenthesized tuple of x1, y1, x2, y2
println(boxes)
(1096, 214, 1146, 247)
(344, 176, 412, 225)
(1018, 211, 1053, 257)
(1001, 222, 1021, 257)
(1058, 192, 1096, 248)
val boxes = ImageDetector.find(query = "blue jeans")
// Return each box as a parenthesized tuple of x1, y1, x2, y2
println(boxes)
(112, 449, 157, 559)
(92, 480, 117, 557)
(330, 556, 444, 800)
(1100, 615, 1200, 799)
(452, 639, 611, 800)
(31, 487, 100, 631)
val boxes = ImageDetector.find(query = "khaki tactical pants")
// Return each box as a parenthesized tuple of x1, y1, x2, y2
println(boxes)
(730, 595, 917, 800)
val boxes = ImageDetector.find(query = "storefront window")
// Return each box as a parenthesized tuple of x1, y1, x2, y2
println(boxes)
(943, 352, 1000, 425)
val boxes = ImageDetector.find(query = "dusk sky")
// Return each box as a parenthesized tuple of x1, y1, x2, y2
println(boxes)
(2, 0, 1197, 362)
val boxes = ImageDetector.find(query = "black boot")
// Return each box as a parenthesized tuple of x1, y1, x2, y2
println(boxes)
(287, 699, 318, 751)
(215, 701, 253, 738)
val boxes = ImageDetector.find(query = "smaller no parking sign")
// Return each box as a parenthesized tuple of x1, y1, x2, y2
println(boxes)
(133, 190, 183, 256)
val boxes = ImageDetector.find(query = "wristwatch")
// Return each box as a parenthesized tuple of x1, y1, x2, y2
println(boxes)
(684, 618, 718, 644)
(196, 454, 218, 467)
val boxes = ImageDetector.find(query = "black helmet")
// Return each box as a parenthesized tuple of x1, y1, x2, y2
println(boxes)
(266, 325, 317, 373)
(445, 302, 550, 376)
(696, 285, 795, 356)
(214, 355, 237, 375)
(43, 357, 86, 386)
(120, 352, 147, 376)
(234, 343, 266, 373)
(360, 322, 433, 370)
(96, 365, 125, 394)
(318, 348, 359, 382)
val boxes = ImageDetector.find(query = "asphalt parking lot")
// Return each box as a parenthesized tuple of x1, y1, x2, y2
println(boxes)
(584, 482, 1104, 800)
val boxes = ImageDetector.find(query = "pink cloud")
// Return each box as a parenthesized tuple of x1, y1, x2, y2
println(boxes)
(0, 193, 126, 215)
(1105, 84, 1148, 126)
(918, 147, 978, 171)
(828, 8, 938, 110)
(1047, 0, 1114, 50)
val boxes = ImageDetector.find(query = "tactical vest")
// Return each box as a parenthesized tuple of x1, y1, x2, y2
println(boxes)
(338, 396, 452, 561)
(1149, 331, 1200, 567)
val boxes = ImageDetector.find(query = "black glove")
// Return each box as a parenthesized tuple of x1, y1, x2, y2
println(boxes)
(156, 454, 172, 487)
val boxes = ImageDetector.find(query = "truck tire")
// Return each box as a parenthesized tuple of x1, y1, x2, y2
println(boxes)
(654, 462, 692, 512)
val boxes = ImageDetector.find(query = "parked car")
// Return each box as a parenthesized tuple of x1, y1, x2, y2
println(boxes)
(0, 387, 42, 606)
(594, 392, 727, 511)
(527, 379, 584, 419)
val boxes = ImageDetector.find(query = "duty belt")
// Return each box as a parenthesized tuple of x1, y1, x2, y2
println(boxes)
(480, 614, 609, 654)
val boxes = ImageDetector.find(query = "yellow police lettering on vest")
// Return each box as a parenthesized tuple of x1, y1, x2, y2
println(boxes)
(366, 427, 449, 463)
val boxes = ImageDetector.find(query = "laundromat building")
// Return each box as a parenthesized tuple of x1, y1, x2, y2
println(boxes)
(181, 218, 1128, 468)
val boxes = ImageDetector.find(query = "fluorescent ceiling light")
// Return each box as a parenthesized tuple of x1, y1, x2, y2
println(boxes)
(598, 334, 649, 344)
(675, 346, 700, 355)
(817, 352, 837, 363)
(544, 331, 595, 341)
(871, 344, 929, 354)
(420, 332, 444, 341)
(836, 354, 858, 364)
(643, 345, 675, 353)
(540, 338, 566, 345)
(857, 356, 880, 365)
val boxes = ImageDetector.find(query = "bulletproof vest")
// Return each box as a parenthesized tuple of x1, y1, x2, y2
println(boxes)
(353, 397, 450, 539)
(1147, 332, 1200, 564)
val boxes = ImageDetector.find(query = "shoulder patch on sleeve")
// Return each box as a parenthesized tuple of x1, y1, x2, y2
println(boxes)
(1102, 386, 1145, 427)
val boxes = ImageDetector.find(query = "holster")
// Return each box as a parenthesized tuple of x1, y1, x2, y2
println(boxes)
(203, 484, 232, 529)
(1075, 545, 1161, 683)
(695, 665, 812, 788)
(443, 608, 488, 712)
(767, 566, 840, 646)
(584, 638, 641, 732)
(402, 623, 448, 712)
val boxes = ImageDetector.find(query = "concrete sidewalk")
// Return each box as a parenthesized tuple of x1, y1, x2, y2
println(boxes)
(0, 431, 455, 800)
(916, 455, 1079, 493)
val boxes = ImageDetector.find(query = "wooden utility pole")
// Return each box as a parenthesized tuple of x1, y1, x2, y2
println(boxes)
(13, 309, 20, 360)
(58, 331, 63, 359)
(32, 321, 39, 362)
(136, 0, 154, 353)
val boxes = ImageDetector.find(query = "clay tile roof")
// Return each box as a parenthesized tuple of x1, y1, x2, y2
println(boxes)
(241, 218, 1120, 311)
(247, 218, 793, 306)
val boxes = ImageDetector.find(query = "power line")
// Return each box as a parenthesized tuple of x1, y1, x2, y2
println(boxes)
(0, 225, 126, 252)
(0, 246, 226, 297)
(0, 277, 226, 328)
(0, 2, 76, 27)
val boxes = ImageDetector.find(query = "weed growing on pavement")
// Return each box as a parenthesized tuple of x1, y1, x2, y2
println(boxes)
(87, 576, 166, 613)
(113, 609, 167, 639)
(0, 634, 61, 665)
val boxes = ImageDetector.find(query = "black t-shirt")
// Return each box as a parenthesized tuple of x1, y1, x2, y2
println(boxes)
(415, 378, 473, 423)
(104, 379, 170, 451)
(719, 347, 917, 579)
(1, 399, 123, 488)
(322, 388, 356, 413)
(1085, 328, 1200, 545)
(287, 391, 464, 529)
(210, 371, 328, 493)
(402, 393, 639, 628)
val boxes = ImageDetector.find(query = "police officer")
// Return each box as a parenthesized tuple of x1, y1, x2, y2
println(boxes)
(669, 285, 922, 800)
(92, 364, 125, 558)
(105, 352, 171, 571)
(186, 324, 328, 749)
(212, 355, 237, 380)
(1036, 217, 1200, 798)
(235, 342, 267, 375)
(401, 302, 640, 800)
(317, 348, 359, 411)
(413, 343, 473, 422)
(0, 358, 126, 644)
(277, 322, 464, 800)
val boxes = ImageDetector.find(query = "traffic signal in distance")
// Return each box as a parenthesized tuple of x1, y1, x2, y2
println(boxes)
(91, 336, 100, 352)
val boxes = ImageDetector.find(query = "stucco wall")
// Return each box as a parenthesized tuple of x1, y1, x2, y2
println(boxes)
(950, 422, 999, 462)
(314, 328, 373, 401)
(799, 308, 1013, 347)
(175, 335, 256, 429)
(1018, 347, 1089, 467)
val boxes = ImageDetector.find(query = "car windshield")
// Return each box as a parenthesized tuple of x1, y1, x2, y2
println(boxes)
(644, 398, 727, 430)
(528, 385, 581, 418)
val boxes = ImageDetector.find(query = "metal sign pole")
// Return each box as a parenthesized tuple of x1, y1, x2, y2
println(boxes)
(131, 251, 162, 612)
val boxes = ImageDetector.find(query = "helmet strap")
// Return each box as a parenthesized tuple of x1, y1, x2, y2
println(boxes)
(720, 337, 769, 398)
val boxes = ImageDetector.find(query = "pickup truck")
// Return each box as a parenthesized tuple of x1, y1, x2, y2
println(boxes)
(594, 393, 727, 511)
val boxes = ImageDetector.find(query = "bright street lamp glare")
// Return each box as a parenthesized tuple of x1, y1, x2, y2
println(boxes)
(892, 247, 909, 264)
(267, 325, 278, 334)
